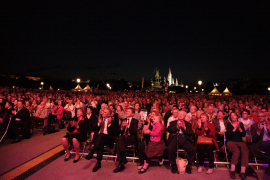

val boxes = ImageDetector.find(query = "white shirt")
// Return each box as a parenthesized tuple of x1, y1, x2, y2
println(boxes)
(98, 118, 111, 135)
(167, 116, 178, 128)
(219, 121, 226, 132)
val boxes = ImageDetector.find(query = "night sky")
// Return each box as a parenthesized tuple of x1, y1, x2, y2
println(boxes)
(1, 1, 269, 84)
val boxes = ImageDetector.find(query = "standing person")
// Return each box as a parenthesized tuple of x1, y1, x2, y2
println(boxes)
(138, 115, 166, 174)
(85, 108, 118, 172)
(226, 112, 248, 180)
(61, 108, 89, 163)
(11, 100, 31, 143)
(167, 111, 197, 174)
(195, 113, 218, 174)
(113, 107, 138, 173)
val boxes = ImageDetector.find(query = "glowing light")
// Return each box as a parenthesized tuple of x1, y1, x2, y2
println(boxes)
(194, 87, 196, 90)
(76, 78, 81, 83)
(198, 80, 202, 85)
(41, 82, 44, 85)
(185, 85, 188, 88)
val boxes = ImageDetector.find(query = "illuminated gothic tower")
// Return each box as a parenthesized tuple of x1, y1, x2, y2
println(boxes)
(175, 78, 178, 86)
(167, 68, 172, 86)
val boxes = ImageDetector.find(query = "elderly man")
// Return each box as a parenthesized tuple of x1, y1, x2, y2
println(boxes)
(167, 110, 196, 174)
(250, 111, 270, 175)
(185, 105, 197, 122)
(30, 102, 48, 132)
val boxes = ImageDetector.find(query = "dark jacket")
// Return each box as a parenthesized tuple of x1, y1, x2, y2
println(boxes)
(91, 118, 119, 147)
(167, 120, 194, 144)
(212, 118, 229, 137)
(67, 117, 90, 139)
(85, 113, 97, 133)
(249, 122, 270, 156)
(119, 118, 138, 137)
(226, 122, 246, 142)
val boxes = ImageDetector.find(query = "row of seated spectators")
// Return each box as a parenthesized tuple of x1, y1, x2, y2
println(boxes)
(0, 87, 269, 179)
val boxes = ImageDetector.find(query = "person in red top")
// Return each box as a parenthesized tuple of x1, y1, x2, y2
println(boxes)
(195, 113, 218, 174)
(61, 108, 90, 163)
(47, 101, 64, 127)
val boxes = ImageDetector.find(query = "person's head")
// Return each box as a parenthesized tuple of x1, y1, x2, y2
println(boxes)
(43, 96, 48, 103)
(134, 103, 140, 111)
(208, 106, 214, 114)
(230, 112, 238, 122)
(58, 100, 62, 106)
(17, 100, 24, 109)
(196, 110, 204, 119)
(76, 108, 86, 118)
(101, 103, 107, 110)
(124, 101, 128, 107)
(172, 108, 179, 118)
(68, 100, 72, 105)
(257, 111, 266, 123)
(241, 109, 250, 119)
(126, 107, 135, 118)
(153, 115, 162, 124)
(40, 102, 45, 108)
(25, 100, 31, 107)
(178, 110, 186, 120)
(5, 101, 12, 109)
(200, 113, 209, 123)
(217, 110, 224, 119)
(86, 107, 92, 114)
(189, 105, 197, 113)
(117, 105, 123, 112)
(102, 108, 112, 119)
(109, 104, 115, 111)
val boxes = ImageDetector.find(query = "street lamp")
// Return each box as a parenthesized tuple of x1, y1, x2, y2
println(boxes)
(202, 89, 204, 91)
(185, 85, 188, 93)
(76, 78, 81, 83)
(198, 80, 202, 92)
(268, 87, 270, 91)
(194, 87, 196, 90)
(40, 82, 44, 90)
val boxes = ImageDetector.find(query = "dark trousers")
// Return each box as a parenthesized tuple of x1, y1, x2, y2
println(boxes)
(91, 133, 111, 161)
(12, 120, 30, 140)
(259, 141, 270, 162)
(227, 141, 249, 167)
(116, 135, 136, 163)
(47, 114, 57, 127)
(139, 140, 162, 165)
(197, 144, 215, 168)
(30, 116, 43, 129)
(167, 135, 196, 165)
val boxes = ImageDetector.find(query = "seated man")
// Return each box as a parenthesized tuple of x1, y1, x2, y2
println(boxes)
(113, 107, 138, 173)
(85, 108, 118, 172)
(30, 102, 48, 132)
(167, 110, 196, 174)
(0, 103, 10, 132)
(11, 100, 31, 143)
(250, 111, 270, 176)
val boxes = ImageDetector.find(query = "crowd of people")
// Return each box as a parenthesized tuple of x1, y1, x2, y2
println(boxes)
(0, 87, 270, 180)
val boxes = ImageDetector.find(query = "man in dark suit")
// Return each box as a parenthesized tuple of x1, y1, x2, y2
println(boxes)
(250, 111, 270, 175)
(85, 108, 118, 172)
(167, 110, 196, 174)
(113, 107, 138, 173)
(11, 100, 31, 143)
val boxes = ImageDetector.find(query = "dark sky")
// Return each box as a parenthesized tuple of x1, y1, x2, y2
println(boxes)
(1, 1, 269, 84)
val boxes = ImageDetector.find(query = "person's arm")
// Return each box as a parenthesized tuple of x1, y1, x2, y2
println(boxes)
(78, 119, 90, 134)
(250, 124, 261, 143)
(226, 123, 234, 139)
(195, 124, 203, 136)
(205, 124, 216, 137)
(167, 121, 178, 134)
(129, 119, 138, 135)
(149, 124, 162, 137)
(183, 122, 194, 136)
(239, 122, 246, 137)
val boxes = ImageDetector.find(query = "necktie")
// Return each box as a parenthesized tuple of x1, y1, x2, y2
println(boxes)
(124, 119, 130, 138)
(99, 119, 105, 134)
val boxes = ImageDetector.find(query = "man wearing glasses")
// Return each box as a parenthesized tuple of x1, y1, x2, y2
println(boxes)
(250, 111, 270, 175)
